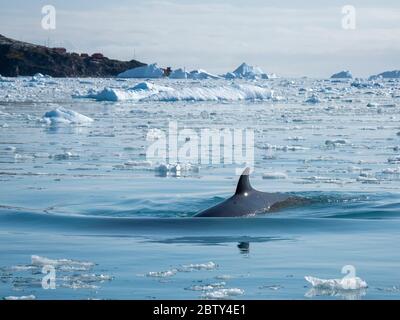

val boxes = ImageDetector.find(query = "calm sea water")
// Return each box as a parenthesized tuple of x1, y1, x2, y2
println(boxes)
(1, 76, 400, 299)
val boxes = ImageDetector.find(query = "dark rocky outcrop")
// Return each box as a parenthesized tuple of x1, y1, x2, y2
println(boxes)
(0, 34, 146, 77)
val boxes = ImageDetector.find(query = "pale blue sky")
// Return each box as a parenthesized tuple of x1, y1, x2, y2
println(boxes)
(0, 0, 399, 77)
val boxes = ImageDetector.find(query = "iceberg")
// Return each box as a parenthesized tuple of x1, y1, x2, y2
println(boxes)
(117, 63, 164, 78)
(80, 82, 174, 102)
(188, 69, 220, 80)
(224, 63, 271, 79)
(169, 68, 189, 79)
(369, 70, 400, 80)
(82, 87, 135, 101)
(130, 81, 173, 92)
(142, 83, 272, 102)
(77, 82, 272, 102)
(330, 70, 352, 79)
(42, 107, 93, 125)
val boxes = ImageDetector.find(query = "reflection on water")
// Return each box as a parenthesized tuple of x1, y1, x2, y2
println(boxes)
(305, 288, 368, 300)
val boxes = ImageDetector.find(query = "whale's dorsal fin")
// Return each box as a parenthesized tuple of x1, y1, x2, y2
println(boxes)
(235, 167, 254, 195)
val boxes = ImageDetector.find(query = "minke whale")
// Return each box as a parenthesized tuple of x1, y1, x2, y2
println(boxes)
(195, 167, 304, 217)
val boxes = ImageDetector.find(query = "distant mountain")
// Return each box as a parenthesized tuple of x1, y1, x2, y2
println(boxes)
(0, 34, 145, 77)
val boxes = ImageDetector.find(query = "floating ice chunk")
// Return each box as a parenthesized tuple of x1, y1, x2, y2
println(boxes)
(146, 269, 177, 278)
(130, 81, 173, 92)
(154, 163, 200, 177)
(305, 276, 368, 290)
(81, 82, 173, 102)
(143, 84, 272, 102)
(305, 94, 321, 104)
(262, 172, 288, 179)
(43, 107, 93, 125)
(62, 281, 99, 290)
(325, 139, 347, 147)
(4, 295, 36, 300)
(118, 63, 164, 78)
(181, 261, 217, 271)
(202, 288, 244, 299)
(169, 68, 189, 79)
(259, 284, 283, 290)
(381, 167, 400, 174)
(263, 144, 308, 151)
(4, 146, 16, 152)
(215, 275, 233, 280)
(356, 174, 379, 183)
(186, 282, 226, 291)
(82, 87, 136, 102)
(53, 152, 80, 160)
(31, 255, 94, 271)
(330, 70, 352, 79)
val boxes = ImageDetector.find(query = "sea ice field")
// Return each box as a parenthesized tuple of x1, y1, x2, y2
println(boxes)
(1, 74, 400, 299)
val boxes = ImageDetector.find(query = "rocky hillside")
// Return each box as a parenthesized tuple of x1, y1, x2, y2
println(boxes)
(0, 34, 145, 77)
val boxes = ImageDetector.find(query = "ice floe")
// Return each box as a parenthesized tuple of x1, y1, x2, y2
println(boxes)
(4, 295, 36, 300)
(117, 63, 164, 78)
(143, 84, 272, 102)
(31, 255, 94, 271)
(186, 282, 226, 291)
(146, 269, 177, 278)
(202, 288, 244, 299)
(262, 172, 288, 179)
(181, 261, 217, 271)
(305, 275, 368, 290)
(154, 163, 200, 177)
(42, 107, 93, 125)
(79, 82, 274, 102)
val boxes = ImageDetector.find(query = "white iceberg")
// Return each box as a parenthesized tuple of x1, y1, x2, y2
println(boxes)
(81, 82, 174, 102)
(369, 70, 400, 80)
(4, 295, 36, 300)
(117, 63, 164, 78)
(202, 288, 244, 299)
(142, 83, 272, 102)
(330, 70, 352, 79)
(78, 82, 272, 102)
(81, 87, 132, 101)
(169, 68, 189, 79)
(42, 107, 93, 125)
(130, 81, 173, 93)
(188, 69, 220, 80)
(224, 63, 271, 79)
(262, 172, 288, 179)
(305, 275, 368, 290)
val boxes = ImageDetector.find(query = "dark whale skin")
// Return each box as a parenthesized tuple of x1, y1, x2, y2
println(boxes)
(195, 168, 304, 217)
